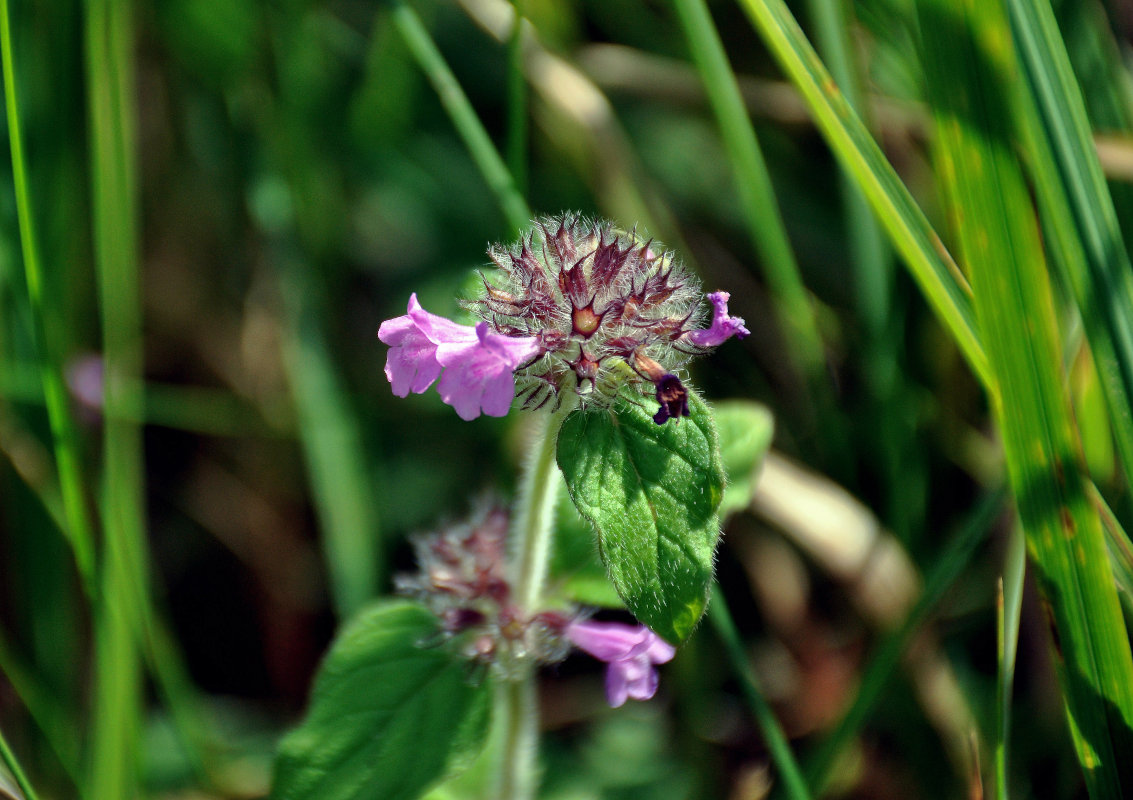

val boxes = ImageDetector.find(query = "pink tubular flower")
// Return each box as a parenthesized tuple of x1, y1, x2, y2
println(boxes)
(566, 620, 676, 708)
(686, 291, 750, 348)
(378, 293, 541, 420)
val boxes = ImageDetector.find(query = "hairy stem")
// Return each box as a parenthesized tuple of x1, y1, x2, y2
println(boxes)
(497, 399, 574, 800)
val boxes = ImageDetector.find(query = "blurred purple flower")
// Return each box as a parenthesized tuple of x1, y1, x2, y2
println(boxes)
(566, 620, 676, 708)
(378, 293, 541, 420)
(66, 354, 104, 411)
(686, 291, 750, 348)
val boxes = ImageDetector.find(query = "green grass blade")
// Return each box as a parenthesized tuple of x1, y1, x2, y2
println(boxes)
(671, 0, 825, 382)
(995, 526, 1026, 800)
(801, 0, 892, 339)
(0, 0, 96, 596)
(85, 0, 145, 793)
(390, 0, 531, 234)
(918, 0, 1133, 794)
(801, 489, 1003, 795)
(0, 625, 81, 786)
(0, 725, 40, 800)
(505, 0, 527, 198)
(277, 247, 381, 619)
(709, 583, 811, 800)
(1006, 0, 1133, 490)
(733, 0, 991, 388)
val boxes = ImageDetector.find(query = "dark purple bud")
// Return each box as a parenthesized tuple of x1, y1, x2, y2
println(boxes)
(653, 374, 689, 425)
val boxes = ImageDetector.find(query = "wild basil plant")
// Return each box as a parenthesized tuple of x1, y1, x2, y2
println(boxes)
(271, 215, 751, 800)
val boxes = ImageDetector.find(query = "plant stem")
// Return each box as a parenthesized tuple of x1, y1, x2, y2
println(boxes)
(511, 400, 573, 613)
(497, 400, 574, 800)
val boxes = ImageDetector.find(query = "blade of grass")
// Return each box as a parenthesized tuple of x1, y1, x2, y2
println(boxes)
(0, 726, 39, 800)
(918, 0, 1133, 794)
(0, 625, 81, 787)
(671, 0, 825, 382)
(800, 488, 1003, 795)
(995, 526, 1026, 800)
(505, 0, 527, 198)
(1006, 0, 1133, 491)
(389, 0, 530, 234)
(733, 0, 991, 388)
(671, 0, 852, 470)
(263, 11, 385, 619)
(85, 0, 145, 793)
(277, 244, 381, 619)
(708, 582, 811, 800)
(0, 0, 96, 596)
(801, 0, 891, 339)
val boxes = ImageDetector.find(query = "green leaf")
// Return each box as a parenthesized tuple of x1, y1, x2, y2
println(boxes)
(556, 388, 725, 645)
(713, 401, 774, 518)
(272, 601, 491, 800)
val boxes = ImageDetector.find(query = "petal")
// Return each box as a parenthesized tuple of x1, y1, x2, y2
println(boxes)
(384, 334, 442, 396)
(621, 656, 660, 702)
(378, 296, 445, 396)
(407, 294, 480, 346)
(566, 620, 648, 662)
(605, 662, 631, 708)
(686, 291, 750, 348)
(644, 634, 676, 664)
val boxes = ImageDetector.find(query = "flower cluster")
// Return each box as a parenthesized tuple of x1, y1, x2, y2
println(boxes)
(379, 215, 748, 423)
(396, 505, 674, 705)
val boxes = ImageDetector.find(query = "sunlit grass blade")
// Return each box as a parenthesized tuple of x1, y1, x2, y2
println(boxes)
(389, 0, 531, 234)
(801, 0, 891, 339)
(0, 0, 96, 596)
(277, 247, 382, 619)
(995, 527, 1026, 800)
(505, 0, 527, 198)
(733, 0, 991, 388)
(801, 489, 1003, 795)
(0, 625, 81, 786)
(0, 725, 40, 800)
(671, 0, 825, 383)
(85, 0, 145, 793)
(709, 583, 810, 800)
(918, 0, 1133, 794)
(1007, 0, 1133, 490)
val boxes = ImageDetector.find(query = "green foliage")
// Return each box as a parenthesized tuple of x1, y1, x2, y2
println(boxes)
(713, 400, 774, 517)
(556, 388, 725, 644)
(272, 601, 491, 800)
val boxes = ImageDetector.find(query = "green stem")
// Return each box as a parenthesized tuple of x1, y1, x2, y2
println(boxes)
(709, 583, 811, 800)
(497, 401, 574, 800)
(511, 400, 573, 613)
(495, 674, 538, 800)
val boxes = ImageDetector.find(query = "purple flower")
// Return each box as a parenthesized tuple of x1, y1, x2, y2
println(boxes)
(566, 620, 676, 708)
(686, 291, 750, 348)
(378, 294, 541, 420)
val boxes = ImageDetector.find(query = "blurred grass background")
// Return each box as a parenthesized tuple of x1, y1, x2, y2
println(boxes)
(3, 0, 1133, 797)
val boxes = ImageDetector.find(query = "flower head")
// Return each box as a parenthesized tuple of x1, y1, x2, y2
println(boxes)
(566, 620, 676, 707)
(378, 293, 540, 420)
(379, 216, 751, 424)
(395, 504, 573, 674)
